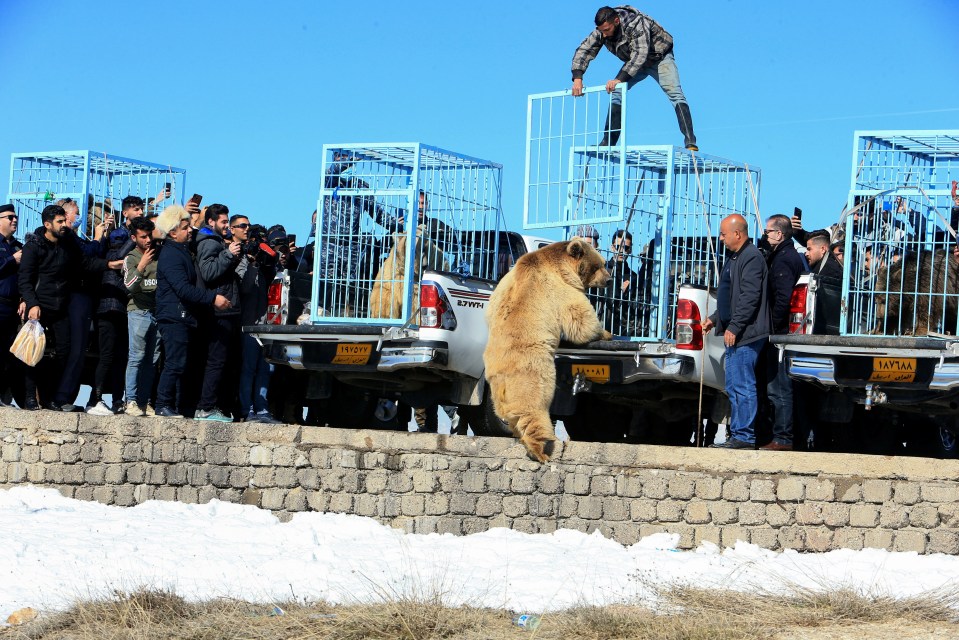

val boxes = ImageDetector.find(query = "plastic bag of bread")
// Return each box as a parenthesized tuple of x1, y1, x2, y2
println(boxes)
(10, 319, 45, 367)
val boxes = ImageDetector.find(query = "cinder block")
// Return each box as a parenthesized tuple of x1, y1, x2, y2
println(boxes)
(927, 530, 959, 555)
(684, 500, 712, 525)
(618, 475, 643, 498)
(530, 495, 555, 518)
(60, 443, 80, 463)
(749, 479, 776, 502)
(849, 504, 879, 527)
(749, 528, 780, 550)
(512, 472, 538, 494)
(272, 445, 297, 467)
(822, 503, 850, 527)
(909, 506, 940, 529)
(920, 483, 959, 503)
(879, 506, 909, 529)
(425, 494, 450, 516)
(893, 482, 921, 505)
(602, 497, 628, 521)
(387, 473, 413, 493)
(765, 503, 793, 527)
(401, 494, 425, 516)
(461, 471, 487, 493)
(863, 528, 894, 551)
(83, 466, 105, 485)
(656, 500, 683, 523)
(80, 443, 100, 463)
(354, 494, 379, 517)
(610, 522, 641, 546)
(805, 527, 834, 552)
(893, 530, 927, 553)
(153, 486, 176, 502)
(737, 502, 766, 526)
(721, 526, 750, 548)
(91, 486, 114, 504)
(795, 503, 824, 526)
(778, 526, 806, 550)
(668, 475, 696, 500)
(695, 477, 723, 500)
(502, 495, 530, 518)
(274, 468, 298, 489)
(577, 497, 603, 520)
(540, 471, 564, 494)
(722, 477, 750, 502)
(249, 445, 273, 466)
(862, 479, 892, 504)
(694, 526, 722, 548)
(709, 502, 738, 525)
(450, 492, 477, 515)
(833, 529, 864, 551)
(777, 477, 805, 501)
(567, 473, 591, 495)
(590, 475, 616, 496)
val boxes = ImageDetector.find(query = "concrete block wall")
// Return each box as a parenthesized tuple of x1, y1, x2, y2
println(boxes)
(2, 408, 959, 554)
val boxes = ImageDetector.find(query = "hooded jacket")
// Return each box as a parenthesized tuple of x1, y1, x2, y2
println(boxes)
(195, 227, 243, 317)
(18, 227, 108, 315)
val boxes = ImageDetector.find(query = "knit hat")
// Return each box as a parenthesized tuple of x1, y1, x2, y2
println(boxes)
(154, 204, 189, 238)
(0, 204, 14, 215)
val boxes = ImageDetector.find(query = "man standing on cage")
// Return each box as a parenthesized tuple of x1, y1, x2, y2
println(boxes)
(571, 5, 698, 151)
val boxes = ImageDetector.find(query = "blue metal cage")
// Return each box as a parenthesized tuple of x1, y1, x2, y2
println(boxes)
(312, 143, 504, 325)
(524, 87, 761, 342)
(7, 151, 186, 240)
(841, 130, 959, 337)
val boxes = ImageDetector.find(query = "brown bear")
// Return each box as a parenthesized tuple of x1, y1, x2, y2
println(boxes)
(873, 248, 959, 336)
(483, 238, 613, 462)
(369, 225, 447, 319)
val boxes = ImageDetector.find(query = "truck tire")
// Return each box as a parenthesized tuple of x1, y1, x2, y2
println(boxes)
(458, 389, 513, 438)
(904, 415, 959, 459)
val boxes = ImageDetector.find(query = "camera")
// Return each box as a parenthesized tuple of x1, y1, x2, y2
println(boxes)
(242, 223, 276, 264)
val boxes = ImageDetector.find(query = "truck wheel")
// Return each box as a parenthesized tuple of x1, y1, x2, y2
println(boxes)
(458, 389, 513, 438)
(904, 415, 959, 459)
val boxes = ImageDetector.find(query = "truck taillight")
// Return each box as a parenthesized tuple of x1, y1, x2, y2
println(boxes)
(675, 298, 703, 350)
(788, 283, 809, 334)
(420, 284, 445, 328)
(265, 281, 284, 325)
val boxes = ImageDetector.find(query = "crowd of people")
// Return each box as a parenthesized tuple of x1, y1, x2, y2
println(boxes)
(0, 194, 304, 424)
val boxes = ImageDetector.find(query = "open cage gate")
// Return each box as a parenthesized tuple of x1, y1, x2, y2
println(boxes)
(312, 143, 504, 325)
(524, 88, 760, 341)
(8, 151, 185, 240)
(842, 130, 959, 337)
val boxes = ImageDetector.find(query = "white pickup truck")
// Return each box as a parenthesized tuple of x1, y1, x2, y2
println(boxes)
(245, 231, 553, 434)
(772, 271, 959, 456)
(550, 282, 728, 445)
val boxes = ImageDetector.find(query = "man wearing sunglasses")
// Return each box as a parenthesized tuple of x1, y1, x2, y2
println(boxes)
(603, 229, 642, 336)
(0, 204, 23, 407)
(759, 215, 808, 451)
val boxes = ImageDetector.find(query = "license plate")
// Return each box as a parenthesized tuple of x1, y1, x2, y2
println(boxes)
(572, 364, 610, 384)
(869, 357, 916, 383)
(332, 343, 372, 365)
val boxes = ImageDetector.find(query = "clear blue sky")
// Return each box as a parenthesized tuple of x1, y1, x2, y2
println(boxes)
(2, 0, 958, 239)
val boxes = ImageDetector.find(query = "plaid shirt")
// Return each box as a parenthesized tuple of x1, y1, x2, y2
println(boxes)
(571, 6, 674, 82)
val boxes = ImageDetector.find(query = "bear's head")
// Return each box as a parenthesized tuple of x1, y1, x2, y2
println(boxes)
(567, 237, 611, 289)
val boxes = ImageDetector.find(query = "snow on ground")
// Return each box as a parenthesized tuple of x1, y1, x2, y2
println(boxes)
(1, 485, 957, 620)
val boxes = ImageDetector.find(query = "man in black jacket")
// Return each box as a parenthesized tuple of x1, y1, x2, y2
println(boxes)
(194, 204, 243, 422)
(759, 215, 808, 451)
(702, 215, 770, 449)
(153, 206, 231, 418)
(18, 205, 108, 410)
(0, 204, 23, 406)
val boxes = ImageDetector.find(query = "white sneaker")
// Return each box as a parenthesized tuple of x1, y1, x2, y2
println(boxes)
(86, 401, 114, 416)
(125, 401, 144, 417)
(144, 404, 157, 418)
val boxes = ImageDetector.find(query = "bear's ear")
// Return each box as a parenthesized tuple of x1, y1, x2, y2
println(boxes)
(567, 238, 585, 259)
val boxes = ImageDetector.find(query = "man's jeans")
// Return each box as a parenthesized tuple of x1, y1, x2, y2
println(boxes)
(125, 310, 160, 407)
(610, 51, 688, 107)
(239, 333, 272, 415)
(767, 354, 794, 446)
(724, 338, 766, 444)
(156, 320, 192, 412)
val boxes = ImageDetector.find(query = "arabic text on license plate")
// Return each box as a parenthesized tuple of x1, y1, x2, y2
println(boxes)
(572, 364, 610, 384)
(869, 357, 916, 383)
(332, 343, 372, 365)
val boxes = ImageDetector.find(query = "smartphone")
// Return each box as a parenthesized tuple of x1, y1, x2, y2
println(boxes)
(794, 207, 802, 221)
(164, 182, 172, 192)
(189, 193, 203, 205)
(287, 233, 297, 246)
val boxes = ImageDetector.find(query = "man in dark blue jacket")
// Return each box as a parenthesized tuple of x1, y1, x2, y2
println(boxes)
(0, 204, 23, 406)
(153, 205, 231, 418)
(759, 215, 808, 451)
(703, 214, 770, 449)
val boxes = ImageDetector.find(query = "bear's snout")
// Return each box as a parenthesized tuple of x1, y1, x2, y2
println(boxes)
(591, 268, 612, 288)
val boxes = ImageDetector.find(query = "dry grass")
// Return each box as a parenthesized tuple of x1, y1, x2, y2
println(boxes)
(2, 584, 958, 640)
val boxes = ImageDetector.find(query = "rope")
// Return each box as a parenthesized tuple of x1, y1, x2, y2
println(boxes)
(690, 149, 718, 447)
